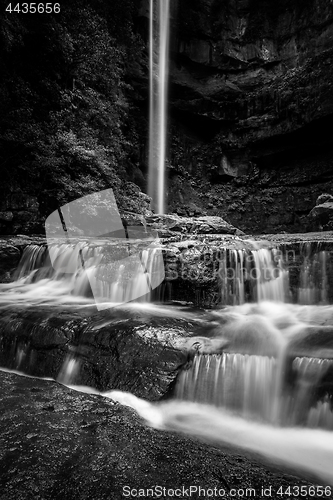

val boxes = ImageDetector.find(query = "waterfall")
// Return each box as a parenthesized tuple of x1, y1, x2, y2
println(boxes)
(87, 246, 163, 307)
(2, 242, 163, 308)
(148, 0, 171, 213)
(175, 353, 279, 423)
(251, 248, 288, 302)
(298, 242, 329, 305)
(218, 247, 289, 305)
(13, 245, 47, 279)
(3, 238, 333, 484)
(217, 241, 333, 306)
(175, 353, 333, 430)
(57, 355, 81, 385)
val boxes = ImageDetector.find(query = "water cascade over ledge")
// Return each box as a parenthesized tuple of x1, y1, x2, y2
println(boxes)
(175, 353, 333, 429)
(2, 237, 333, 485)
(3, 242, 163, 308)
(218, 245, 289, 305)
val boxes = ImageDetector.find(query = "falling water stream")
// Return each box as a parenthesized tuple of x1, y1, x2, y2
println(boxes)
(148, 0, 170, 213)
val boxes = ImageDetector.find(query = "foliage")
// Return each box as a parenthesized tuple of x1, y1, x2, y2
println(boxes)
(0, 0, 146, 218)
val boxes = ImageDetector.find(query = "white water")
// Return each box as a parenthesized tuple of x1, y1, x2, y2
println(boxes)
(2, 242, 333, 486)
(3, 242, 325, 310)
(148, 0, 170, 213)
(57, 355, 81, 385)
(103, 391, 333, 486)
(251, 248, 289, 302)
(0, 243, 163, 309)
(175, 353, 279, 422)
(2, 363, 333, 485)
(298, 242, 329, 305)
(218, 247, 290, 305)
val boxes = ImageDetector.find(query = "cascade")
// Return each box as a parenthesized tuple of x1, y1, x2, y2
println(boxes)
(14, 244, 47, 279)
(251, 248, 289, 302)
(2, 238, 333, 483)
(298, 242, 329, 304)
(218, 247, 289, 305)
(87, 246, 163, 305)
(148, 0, 171, 213)
(174, 352, 333, 429)
(175, 353, 278, 423)
(57, 355, 81, 385)
(217, 241, 333, 306)
(287, 356, 333, 428)
(1, 242, 162, 308)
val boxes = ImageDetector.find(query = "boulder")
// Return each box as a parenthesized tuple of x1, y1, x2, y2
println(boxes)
(310, 202, 333, 217)
(309, 199, 333, 230)
(146, 214, 239, 235)
(316, 193, 333, 206)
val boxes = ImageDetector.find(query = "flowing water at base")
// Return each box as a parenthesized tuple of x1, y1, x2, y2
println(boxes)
(103, 392, 333, 487)
(2, 242, 333, 486)
(2, 365, 333, 486)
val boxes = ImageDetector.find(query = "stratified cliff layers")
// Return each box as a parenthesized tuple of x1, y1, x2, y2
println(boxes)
(161, 0, 333, 232)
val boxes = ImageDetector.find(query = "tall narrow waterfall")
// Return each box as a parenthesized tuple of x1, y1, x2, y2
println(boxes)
(148, 0, 171, 214)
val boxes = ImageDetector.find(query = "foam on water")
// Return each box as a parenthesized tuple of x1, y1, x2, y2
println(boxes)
(2, 364, 333, 485)
(103, 391, 333, 486)
(2, 242, 333, 486)
(0, 243, 163, 309)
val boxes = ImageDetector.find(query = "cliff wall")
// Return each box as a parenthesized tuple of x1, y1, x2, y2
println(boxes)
(152, 0, 333, 232)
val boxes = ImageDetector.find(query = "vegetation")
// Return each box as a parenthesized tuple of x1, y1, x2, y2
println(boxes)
(0, 0, 147, 219)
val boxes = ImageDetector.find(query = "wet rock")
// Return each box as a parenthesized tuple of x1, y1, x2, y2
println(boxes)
(311, 201, 333, 215)
(0, 309, 191, 399)
(146, 214, 239, 235)
(0, 244, 21, 282)
(310, 202, 333, 220)
(307, 193, 333, 230)
(316, 194, 333, 206)
(0, 371, 320, 500)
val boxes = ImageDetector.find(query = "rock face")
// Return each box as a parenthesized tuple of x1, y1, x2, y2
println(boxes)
(144, 213, 242, 237)
(3, 0, 333, 235)
(137, 0, 333, 233)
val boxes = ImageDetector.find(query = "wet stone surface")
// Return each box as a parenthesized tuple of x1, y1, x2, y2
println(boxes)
(0, 371, 330, 500)
(0, 309, 193, 399)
